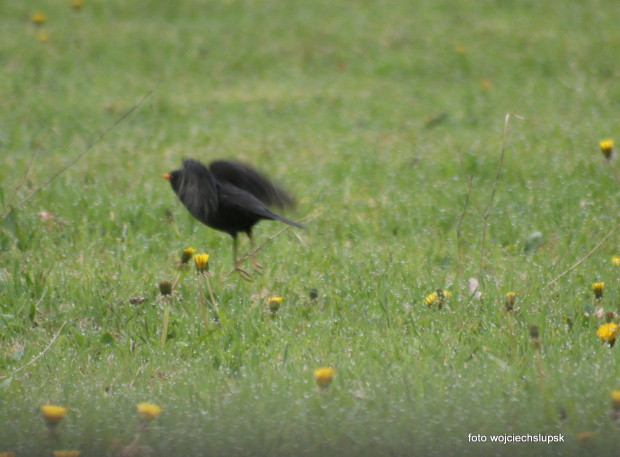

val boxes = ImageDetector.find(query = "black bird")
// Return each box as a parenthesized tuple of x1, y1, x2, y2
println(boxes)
(163, 159, 304, 275)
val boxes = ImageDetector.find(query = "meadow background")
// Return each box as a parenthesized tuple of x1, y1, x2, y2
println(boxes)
(1, 0, 620, 455)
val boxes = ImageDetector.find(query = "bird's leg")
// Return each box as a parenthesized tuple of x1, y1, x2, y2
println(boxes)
(232, 235, 253, 281)
(248, 232, 264, 274)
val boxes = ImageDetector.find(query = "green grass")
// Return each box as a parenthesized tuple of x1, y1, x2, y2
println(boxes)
(2, 0, 620, 455)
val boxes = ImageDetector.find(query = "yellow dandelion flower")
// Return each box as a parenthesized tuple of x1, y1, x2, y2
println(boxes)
(424, 291, 438, 305)
(424, 289, 450, 307)
(53, 451, 81, 457)
(600, 140, 613, 160)
(41, 405, 67, 427)
(194, 253, 209, 274)
(180, 247, 195, 264)
(592, 282, 604, 299)
(611, 390, 620, 410)
(36, 30, 49, 43)
(505, 292, 516, 311)
(268, 297, 282, 313)
(137, 402, 162, 421)
(481, 79, 492, 90)
(577, 431, 595, 444)
(314, 367, 335, 389)
(597, 323, 618, 344)
(612, 256, 620, 266)
(72, 0, 84, 11)
(31, 11, 46, 25)
(455, 45, 466, 54)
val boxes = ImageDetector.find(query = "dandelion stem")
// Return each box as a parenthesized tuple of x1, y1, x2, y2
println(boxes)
(534, 350, 545, 395)
(204, 276, 221, 319)
(506, 312, 515, 359)
(161, 302, 170, 345)
(198, 279, 210, 332)
(606, 161, 620, 187)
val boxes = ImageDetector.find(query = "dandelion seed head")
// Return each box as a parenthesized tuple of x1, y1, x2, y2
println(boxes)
(158, 280, 172, 296)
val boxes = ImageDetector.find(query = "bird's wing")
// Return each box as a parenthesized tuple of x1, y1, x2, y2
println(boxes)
(218, 183, 305, 229)
(209, 160, 295, 209)
(177, 159, 219, 222)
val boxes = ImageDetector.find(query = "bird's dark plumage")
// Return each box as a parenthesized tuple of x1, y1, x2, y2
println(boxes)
(164, 159, 303, 270)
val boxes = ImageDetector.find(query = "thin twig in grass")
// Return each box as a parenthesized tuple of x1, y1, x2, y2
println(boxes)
(171, 269, 185, 291)
(545, 150, 620, 288)
(32, 287, 48, 317)
(0, 89, 153, 219)
(457, 152, 483, 217)
(475, 113, 526, 280)
(546, 221, 620, 288)
(0, 322, 66, 380)
(456, 114, 526, 282)
(455, 162, 474, 288)
(241, 301, 259, 322)
(3, 128, 58, 214)
(224, 214, 311, 279)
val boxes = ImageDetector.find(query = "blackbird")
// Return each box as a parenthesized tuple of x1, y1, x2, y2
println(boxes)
(163, 159, 304, 275)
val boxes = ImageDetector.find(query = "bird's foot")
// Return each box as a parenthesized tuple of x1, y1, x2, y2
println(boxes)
(234, 265, 253, 282)
(251, 260, 264, 275)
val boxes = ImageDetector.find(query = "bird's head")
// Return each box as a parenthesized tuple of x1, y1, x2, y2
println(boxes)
(162, 170, 182, 193)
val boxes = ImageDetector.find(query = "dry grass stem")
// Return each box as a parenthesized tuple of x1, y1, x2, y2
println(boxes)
(0, 322, 66, 380)
(1, 89, 153, 219)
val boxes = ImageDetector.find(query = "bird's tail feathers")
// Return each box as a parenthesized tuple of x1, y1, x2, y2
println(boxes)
(270, 213, 305, 229)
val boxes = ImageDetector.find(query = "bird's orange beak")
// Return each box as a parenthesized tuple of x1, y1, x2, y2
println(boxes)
(162, 173, 171, 181)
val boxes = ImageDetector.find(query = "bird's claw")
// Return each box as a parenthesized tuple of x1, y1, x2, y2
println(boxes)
(234, 265, 253, 282)
(252, 261, 264, 275)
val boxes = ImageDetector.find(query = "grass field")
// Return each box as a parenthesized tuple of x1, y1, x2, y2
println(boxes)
(2, 0, 620, 455)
